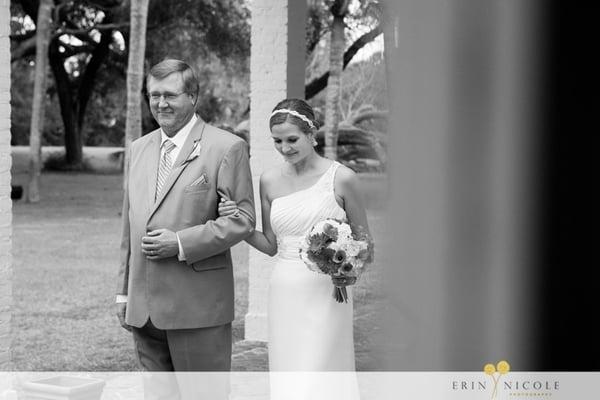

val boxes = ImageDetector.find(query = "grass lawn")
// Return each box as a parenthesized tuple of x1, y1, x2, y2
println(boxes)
(11, 172, 388, 371)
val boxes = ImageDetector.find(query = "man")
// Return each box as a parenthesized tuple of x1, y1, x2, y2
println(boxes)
(116, 59, 255, 373)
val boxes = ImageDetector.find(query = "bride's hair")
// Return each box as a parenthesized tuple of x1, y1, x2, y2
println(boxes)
(269, 98, 319, 134)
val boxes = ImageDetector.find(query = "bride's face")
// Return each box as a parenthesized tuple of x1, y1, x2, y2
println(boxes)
(271, 122, 314, 163)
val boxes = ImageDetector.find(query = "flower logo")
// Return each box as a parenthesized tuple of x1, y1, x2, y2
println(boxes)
(484, 360, 510, 399)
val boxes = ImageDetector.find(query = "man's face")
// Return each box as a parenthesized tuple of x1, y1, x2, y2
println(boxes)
(147, 73, 196, 136)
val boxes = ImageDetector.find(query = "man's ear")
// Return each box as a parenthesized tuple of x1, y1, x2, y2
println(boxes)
(190, 94, 197, 106)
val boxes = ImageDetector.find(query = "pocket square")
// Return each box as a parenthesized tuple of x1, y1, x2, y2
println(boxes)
(190, 174, 209, 186)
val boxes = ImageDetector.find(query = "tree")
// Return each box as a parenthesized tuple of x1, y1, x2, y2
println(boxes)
(124, 0, 149, 187)
(305, 0, 382, 100)
(10, 0, 251, 163)
(27, 0, 53, 202)
(11, 0, 129, 168)
(50, 2, 128, 168)
(323, 0, 350, 160)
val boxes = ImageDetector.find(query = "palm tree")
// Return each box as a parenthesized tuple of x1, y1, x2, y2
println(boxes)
(323, 0, 350, 160)
(27, 0, 53, 203)
(124, 0, 149, 187)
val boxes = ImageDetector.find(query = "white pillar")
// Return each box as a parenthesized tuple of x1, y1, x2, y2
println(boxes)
(0, 0, 12, 369)
(246, 0, 306, 341)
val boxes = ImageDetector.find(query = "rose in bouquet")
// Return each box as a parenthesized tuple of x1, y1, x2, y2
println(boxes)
(299, 218, 374, 303)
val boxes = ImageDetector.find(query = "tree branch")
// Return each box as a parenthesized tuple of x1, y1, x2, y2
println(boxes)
(84, 0, 126, 12)
(59, 42, 95, 57)
(348, 110, 388, 126)
(10, 30, 37, 41)
(15, 0, 40, 21)
(11, 35, 37, 62)
(305, 24, 383, 99)
(54, 22, 129, 38)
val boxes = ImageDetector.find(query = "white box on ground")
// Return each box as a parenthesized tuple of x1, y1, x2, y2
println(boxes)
(20, 376, 105, 400)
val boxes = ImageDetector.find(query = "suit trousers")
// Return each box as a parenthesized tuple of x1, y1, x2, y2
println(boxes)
(132, 318, 232, 371)
(132, 319, 232, 399)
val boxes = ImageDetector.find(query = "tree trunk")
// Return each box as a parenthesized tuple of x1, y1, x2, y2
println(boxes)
(323, 8, 347, 160)
(305, 24, 382, 100)
(124, 0, 150, 187)
(48, 31, 113, 169)
(27, 0, 53, 202)
(49, 40, 83, 168)
(77, 31, 113, 133)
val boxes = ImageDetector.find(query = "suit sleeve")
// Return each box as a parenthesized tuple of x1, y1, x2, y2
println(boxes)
(116, 146, 132, 296)
(177, 139, 256, 264)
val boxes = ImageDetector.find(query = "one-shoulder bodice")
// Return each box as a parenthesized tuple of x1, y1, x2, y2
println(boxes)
(270, 161, 346, 260)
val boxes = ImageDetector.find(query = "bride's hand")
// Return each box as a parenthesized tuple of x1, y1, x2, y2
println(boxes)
(218, 198, 240, 217)
(332, 275, 357, 287)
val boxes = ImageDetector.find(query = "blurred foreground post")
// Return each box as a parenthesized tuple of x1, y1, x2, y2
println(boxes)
(380, 0, 541, 369)
(27, 0, 53, 203)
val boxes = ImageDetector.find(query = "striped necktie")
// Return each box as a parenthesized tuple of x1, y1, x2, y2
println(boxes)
(156, 139, 176, 200)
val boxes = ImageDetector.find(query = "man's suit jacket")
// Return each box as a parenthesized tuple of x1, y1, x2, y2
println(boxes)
(117, 118, 255, 330)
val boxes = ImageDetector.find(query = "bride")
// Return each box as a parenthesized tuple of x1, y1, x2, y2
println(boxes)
(219, 98, 370, 398)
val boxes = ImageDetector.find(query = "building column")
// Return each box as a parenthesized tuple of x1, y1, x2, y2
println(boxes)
(0, 0, 12, 369)
(246, 0, 306, 341)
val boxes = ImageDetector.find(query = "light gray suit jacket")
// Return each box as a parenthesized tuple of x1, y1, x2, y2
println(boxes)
(117, 118, 255, 329)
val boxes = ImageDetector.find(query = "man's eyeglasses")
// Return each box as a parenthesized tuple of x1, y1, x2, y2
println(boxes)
(147, 92, 186, 102)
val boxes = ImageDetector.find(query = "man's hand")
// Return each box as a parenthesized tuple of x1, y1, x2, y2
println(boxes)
(141, 229, 179, 260)
(218, 198, 240, 217)
(116, 302, 132, 331)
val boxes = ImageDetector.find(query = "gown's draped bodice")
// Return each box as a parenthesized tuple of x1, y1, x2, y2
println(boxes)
(270, 161, 346, 261)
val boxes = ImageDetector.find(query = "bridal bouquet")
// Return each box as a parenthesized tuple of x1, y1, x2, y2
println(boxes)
(299, 219, 374, 303)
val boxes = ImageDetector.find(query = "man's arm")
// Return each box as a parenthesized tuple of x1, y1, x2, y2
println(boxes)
(116, 148, 132, 297)
(177, 139, 255, 264)
(116, 148, 132, 331)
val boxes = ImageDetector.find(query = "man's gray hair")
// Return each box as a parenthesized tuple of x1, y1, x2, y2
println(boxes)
(146, 59, 199, 98)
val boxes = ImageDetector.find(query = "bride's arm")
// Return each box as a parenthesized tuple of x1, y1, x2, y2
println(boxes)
(219, 173, 278, 256)
(246, 174, 278, 255)
(335, 165, 371, 235)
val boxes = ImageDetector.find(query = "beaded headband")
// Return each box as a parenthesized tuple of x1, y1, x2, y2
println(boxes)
(270, 109, 316, 130)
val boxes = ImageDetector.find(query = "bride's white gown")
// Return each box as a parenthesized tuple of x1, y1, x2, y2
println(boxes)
(268, 161, 360, 399)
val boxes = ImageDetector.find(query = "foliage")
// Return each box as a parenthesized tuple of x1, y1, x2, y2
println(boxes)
(309, 51, 388, 172)
(10, 0, 383, 159)
(338, 51, 387, 123)
(10, 0, 251, 148)
(10, 59, 64, 146)
(83, 60, 128, 146)
(146, 0, 250, 62)
(305, 0, 383, 99)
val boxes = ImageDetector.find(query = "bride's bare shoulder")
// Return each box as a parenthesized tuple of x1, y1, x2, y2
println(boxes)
(259, 165, 285, 190)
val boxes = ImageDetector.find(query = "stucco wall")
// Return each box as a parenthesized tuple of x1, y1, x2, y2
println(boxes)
(0, 0, 13, 369)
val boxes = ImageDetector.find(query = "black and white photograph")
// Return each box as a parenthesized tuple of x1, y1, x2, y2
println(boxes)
(0, 0, 598, 399)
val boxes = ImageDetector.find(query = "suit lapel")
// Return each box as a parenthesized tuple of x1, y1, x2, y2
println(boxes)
(147, 118, 206, 222)
(144, 131, 161, 212)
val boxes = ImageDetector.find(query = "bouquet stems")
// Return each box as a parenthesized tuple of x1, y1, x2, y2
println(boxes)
(333, 286, 349, 303)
